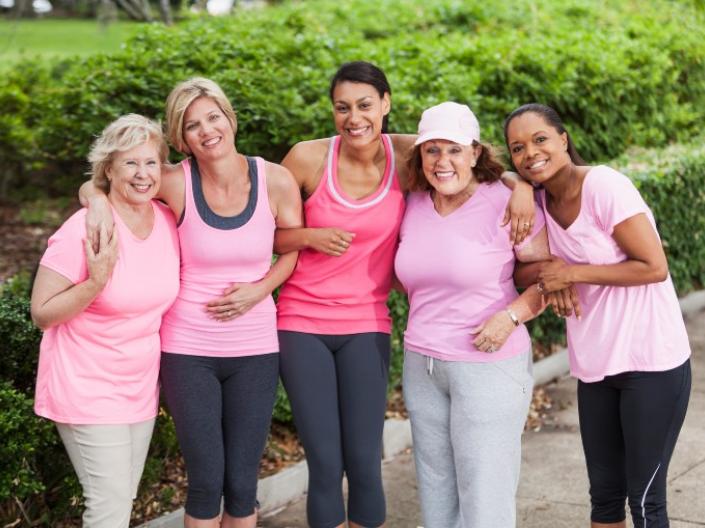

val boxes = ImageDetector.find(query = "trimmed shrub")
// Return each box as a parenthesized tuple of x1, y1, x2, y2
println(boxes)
(1, 0, 705, 198)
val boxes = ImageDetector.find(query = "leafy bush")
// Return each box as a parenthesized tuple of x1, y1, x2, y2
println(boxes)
(1, 0, 705, 198)
(0, 274, 42, 393)
(615, 143, 705, 294)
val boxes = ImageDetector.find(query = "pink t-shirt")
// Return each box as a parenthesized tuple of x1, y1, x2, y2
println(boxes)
(160, 157, 279, 356)
(395, 182, 545, 362)
(277, 134, 405, 334)
(541, 165, 691, 382)
(34, 202, 180, 424)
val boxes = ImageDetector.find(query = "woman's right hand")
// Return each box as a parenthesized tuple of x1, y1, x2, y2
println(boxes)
(543, 285, 582, 319)
(85, 225, 118, 290)
(86, 196, 115, 253)
(307, 227, 356, 256)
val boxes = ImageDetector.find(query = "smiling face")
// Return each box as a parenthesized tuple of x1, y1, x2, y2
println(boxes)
(420, 139, 479, 198)
(106, 141, 161, 207)
(182, 96, 236, 160)
(506, 111, 571, 185)
(331, 81, 390, 145)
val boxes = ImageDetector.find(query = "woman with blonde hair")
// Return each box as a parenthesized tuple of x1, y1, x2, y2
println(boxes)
(80, 78, 302, 528)
(33, 114, 180, 527)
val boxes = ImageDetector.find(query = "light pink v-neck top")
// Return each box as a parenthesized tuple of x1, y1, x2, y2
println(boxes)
(541, 165, 690, 382)
(395, 182, 545, 362)
(277, 134, 405, 334)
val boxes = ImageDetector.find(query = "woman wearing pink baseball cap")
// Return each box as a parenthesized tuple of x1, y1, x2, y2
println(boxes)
(395, 101, 553, 528)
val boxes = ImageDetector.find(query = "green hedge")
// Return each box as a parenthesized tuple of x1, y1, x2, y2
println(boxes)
(2, 0, 705, 199)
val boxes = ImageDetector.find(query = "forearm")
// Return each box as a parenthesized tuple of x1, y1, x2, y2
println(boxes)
(32, 279, 103, 330)
(274, 227, 312, 253)
(567, 260, 668, 287)
(514, 261, 544, 288)
(79, 180, 107, 207)
(500, 170, 528, 190)
(259, 251, 299, 294)
(508, 284, 546, 325)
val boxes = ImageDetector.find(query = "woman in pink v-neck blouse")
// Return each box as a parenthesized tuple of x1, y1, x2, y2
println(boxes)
(505, 103, 691, 528)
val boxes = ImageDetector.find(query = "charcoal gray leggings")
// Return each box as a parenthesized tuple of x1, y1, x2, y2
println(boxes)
(278, 331, 390, 528)
(578, 358, 691, 527)
(160, 352, 279, 520)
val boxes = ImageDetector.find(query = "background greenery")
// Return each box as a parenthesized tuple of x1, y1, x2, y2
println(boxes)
(2, 0, 705, 524)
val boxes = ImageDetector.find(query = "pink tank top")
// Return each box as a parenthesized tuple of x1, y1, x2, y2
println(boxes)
(277, 134, 405, 334)
(160, 156, 278, 357)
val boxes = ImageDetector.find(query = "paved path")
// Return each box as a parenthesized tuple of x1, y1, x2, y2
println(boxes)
(261, 308, 705, 527)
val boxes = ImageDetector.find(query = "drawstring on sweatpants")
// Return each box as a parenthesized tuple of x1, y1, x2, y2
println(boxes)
(427, 356, 434, 376)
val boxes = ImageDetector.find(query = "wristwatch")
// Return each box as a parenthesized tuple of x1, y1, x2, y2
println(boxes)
(506, 308, 520, 326)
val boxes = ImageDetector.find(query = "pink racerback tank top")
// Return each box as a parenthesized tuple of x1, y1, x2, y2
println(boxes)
(160, 156, 278, 357)
(277, 134, 405, 334)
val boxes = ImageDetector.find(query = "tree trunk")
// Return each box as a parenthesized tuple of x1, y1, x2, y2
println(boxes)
(13, 0, 32, 17)
(158, 0, 172, 25)
(114, 0, 152, 21)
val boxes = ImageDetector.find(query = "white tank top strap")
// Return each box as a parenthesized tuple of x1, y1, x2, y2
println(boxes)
(325, 134, 396, 210)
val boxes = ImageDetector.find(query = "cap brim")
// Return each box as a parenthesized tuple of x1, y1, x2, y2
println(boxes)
(414, 131, 476, 146)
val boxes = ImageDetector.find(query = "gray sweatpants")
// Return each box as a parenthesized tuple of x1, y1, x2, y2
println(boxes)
(403, 349, 533, 528)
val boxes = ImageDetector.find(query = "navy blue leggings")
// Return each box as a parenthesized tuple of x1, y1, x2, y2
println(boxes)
(279, 331, 390, 528)
(160, 352, 279, 520)
(578, 359, 691, 527)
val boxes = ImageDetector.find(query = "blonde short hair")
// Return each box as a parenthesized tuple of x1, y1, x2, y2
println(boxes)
(88, 114, 168, 193)
(165, 77, 238, 154)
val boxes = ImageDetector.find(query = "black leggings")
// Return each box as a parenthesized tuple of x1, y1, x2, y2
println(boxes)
(279, 331, 390, 528)
(578, 359, 691, 527)
(160, 352, 279, 520)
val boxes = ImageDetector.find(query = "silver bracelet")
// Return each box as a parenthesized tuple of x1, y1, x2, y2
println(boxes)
(506, 308, 520, 326)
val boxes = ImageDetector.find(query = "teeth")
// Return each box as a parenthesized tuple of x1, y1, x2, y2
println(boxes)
(347, 126, 369, 136)
(435, 171, 455, 179)
(529, 160, 547, 169)
(132, 183, 151, 192)
(203, 137, 221, 146)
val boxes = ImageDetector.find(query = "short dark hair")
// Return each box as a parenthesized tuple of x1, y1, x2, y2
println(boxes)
(329, 61, 392, 132)
(503, 103, 586, 166)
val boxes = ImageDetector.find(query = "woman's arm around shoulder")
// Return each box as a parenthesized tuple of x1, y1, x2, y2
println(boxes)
(78, 162, 185, 248)
(389, 134, 417, 192)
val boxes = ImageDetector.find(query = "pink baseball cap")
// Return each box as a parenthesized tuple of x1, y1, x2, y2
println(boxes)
(414, 101, 481, 146)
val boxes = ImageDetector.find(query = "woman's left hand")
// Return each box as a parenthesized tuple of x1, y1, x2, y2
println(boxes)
(503, 178, 536, 245)
(538, 257, 574, 292)
(470, 310, 517, 353)
(206, 282, 267, 321)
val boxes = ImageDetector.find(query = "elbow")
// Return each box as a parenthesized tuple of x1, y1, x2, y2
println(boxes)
(30, 310, 50, 331)
(652, 264, 669, 283)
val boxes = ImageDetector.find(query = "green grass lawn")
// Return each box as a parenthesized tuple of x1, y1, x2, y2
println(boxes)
(0, 18, 144, 68)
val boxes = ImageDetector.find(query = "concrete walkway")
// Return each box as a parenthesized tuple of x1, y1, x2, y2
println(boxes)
(261, 308, 705, 527)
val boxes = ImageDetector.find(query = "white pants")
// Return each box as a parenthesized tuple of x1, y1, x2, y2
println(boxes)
(56, 418, 155, 528)
(403, 350, 533, 528)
